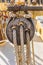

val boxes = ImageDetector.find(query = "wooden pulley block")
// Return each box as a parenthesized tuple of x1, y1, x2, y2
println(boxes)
(6, 17, 35, 45)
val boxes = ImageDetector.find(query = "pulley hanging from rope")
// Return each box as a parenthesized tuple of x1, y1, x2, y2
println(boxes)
(6, 3, 35, 65)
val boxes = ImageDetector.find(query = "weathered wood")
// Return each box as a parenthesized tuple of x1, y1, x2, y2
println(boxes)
(8, 5, 43, 11)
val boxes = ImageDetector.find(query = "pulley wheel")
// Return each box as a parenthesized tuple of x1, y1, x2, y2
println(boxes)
(6, 17, 35, 44)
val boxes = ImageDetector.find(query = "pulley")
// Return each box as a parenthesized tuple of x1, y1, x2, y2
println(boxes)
(6, 1, 35, 65)
(6, 17, 35, 45)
